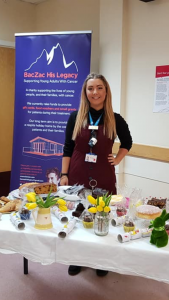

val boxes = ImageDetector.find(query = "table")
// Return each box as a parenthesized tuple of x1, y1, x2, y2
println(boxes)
(0, 211, 169, 284)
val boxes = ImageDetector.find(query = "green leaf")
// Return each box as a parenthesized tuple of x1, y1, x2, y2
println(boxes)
(104, 193, 112, 207)
(44, 198, 58, 208)
(36, 196, 45, 208)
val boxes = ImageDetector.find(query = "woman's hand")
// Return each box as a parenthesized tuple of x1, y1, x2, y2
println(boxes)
(108, 148, 129, 166)
(108, 154, 120, 166)
(60, 176, 69, 186)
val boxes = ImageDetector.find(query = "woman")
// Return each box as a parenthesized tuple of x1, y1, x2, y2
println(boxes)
(60, 73, 132, 276)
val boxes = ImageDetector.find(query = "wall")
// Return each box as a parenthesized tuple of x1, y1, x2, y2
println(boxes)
(124, 0, 169, 190)
(99, 0, 169, 196)
(35, 0, 100, 73)
(125, 0, 169, 148)
(0, 0, 35, 172)
(99, 0, 124, 176)
(0, 0, 35, 42)
(0, 47, 15, 172)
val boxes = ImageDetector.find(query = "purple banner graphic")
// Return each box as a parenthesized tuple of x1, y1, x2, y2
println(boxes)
(10, 32, 91, 191)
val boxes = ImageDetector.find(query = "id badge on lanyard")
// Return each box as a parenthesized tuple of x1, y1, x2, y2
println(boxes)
(85, 112, 102, 164)
(85, 153, 97, 163)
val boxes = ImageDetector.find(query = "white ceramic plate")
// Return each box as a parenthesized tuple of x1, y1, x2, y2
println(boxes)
(56, 186, 80, 201)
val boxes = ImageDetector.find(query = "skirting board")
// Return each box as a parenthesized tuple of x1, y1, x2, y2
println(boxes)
(112, 142, 169, 163)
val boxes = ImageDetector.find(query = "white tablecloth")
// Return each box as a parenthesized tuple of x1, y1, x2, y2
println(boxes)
(0, 211, 169, 284)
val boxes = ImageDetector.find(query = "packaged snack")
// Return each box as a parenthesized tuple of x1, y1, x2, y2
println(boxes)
(116, 205, 127, 217)
(82, 211, 94, 229)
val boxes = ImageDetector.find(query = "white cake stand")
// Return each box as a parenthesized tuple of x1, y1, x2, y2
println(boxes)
(136, 215, 154, 229)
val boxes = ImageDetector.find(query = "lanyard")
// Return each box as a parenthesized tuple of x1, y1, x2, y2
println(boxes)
(89, 112, 102, 126)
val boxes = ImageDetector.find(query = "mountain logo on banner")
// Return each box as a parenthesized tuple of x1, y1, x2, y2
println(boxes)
(25, 43, 78, 72)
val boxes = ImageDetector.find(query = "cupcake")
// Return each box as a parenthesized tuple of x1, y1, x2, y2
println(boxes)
(123, 219, 135, 232)
(116, 206, 127, 217)
(82, 214, 94, 229)
(165, 224, 169, 235)
(19, 208, 31, 220)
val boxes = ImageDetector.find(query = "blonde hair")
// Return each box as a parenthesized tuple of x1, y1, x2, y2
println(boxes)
(72, 73, 117, 140)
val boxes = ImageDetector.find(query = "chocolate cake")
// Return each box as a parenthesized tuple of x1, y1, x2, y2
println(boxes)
(72, 203, 85, 218)
(147, 198, 166, 209)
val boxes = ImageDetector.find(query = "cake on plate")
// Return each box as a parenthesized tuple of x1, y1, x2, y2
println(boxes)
(136, 205, 162, 220)
(147, 198, 166, 209)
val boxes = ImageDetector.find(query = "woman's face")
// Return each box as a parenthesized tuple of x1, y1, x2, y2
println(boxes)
(86, 78, 107, 110)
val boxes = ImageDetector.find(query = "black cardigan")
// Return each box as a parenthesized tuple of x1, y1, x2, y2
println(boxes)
(63, 107, 132, 157)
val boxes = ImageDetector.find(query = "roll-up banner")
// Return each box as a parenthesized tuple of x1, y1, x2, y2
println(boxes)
(10, 31, 92, 191)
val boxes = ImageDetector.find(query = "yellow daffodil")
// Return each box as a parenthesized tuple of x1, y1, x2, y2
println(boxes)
(26, 192, 36, 202)
(88, 207, 97, 214)
(57, 199, 67, 206)
(104, 206, 111, 213)
(25, 203, 37, 210)
(97, 205, 103, 212)
(87, 195, 97, 205)
(59, 205, 68, 212)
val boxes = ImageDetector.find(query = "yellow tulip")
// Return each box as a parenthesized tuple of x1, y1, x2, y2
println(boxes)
(26, 192, 36, 202)
(87, 195, 96, 205)
(88, 207, 97, 214)
(99, 200, 105, 207)
(59, 205, 68, 212)
(104, 206, 111, 213)
(57, 199, 67, 206)
(97, 205, 103, 212)
(25, 203, 37, 210)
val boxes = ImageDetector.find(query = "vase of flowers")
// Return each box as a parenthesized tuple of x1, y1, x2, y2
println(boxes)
(94, 211, 110, 236)
(87, 193, 112, 236)
(25, 190, 67, 230)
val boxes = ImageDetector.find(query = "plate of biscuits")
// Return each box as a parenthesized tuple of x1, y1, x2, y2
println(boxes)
(0, 196, 22, 213)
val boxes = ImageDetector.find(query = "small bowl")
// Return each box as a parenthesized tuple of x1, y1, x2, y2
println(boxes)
(19, 210, 31, 220)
